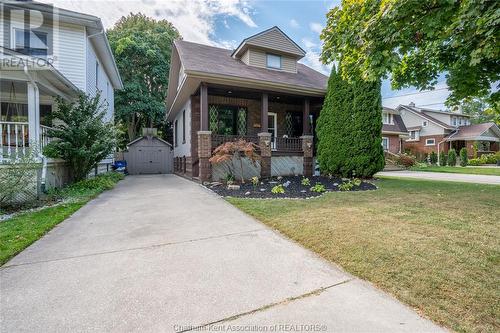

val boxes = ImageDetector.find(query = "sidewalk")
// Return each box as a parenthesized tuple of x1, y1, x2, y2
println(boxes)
(377, 170, 500, 185)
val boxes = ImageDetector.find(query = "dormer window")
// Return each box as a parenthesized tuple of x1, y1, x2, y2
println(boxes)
(266, 53, 282, 69)
(13, 28, 48, 57)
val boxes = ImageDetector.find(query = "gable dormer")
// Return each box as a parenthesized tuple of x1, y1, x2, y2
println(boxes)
(231, 26, 306, 74)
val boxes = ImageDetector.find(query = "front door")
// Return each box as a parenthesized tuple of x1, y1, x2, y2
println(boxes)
(268, 112, 277, 150)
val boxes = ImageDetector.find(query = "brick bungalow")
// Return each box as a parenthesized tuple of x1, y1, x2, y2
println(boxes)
(382, 107, 408, 154)
(166, 27, 327, 181)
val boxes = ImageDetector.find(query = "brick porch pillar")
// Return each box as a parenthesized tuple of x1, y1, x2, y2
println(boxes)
(198, 131, 212, 182)
(258, 132, 272, 178)
(302, 135, 314, 177)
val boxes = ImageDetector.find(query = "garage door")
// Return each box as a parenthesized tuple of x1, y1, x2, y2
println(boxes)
(124, 138, 173, 175)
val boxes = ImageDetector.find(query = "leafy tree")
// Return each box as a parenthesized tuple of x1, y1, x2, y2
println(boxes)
(44, 94, 117, 182)
(107, 13, 181, 140)
(321, 0, 500, 105)
(460, 98, 500, 125)
(429, 151, 438, 165)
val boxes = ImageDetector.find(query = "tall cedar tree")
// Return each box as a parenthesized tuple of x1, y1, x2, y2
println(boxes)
(351, 76, 385, 177)
(317, 64, 384, 177)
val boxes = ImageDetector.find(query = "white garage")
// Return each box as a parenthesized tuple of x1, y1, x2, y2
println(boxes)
(124, 136, 173, 175)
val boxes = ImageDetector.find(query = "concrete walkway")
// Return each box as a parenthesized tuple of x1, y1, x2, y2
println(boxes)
(377, 170, 500, 185)
(1, 175, 446, 332)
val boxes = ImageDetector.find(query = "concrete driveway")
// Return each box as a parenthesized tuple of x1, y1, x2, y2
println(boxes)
(377, 170, 500, 185)
(1, 175, 446, 332)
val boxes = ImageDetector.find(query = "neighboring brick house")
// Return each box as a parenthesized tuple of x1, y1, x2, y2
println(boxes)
(381, 107, 408, 154)
(397, 103, 500, 159)
(166, 27, 327, 181)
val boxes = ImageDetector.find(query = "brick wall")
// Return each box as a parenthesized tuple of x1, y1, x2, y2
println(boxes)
(403, 135, 447, 156)
(382, 134, 401, 154)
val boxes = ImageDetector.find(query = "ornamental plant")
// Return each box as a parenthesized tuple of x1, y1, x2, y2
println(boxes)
(301, 177, 311, 186)
(460, 148, 468, 167)
(448, 149, 457, 166)
(439, 151, 447, 166)
(310, 183, 326, 193)
(271, 184, 285, 194)
(209, 139, 260, 184)
(396, 153, 417, 169)
(251, 176, 259, 189)
(429, 151, 438, 165)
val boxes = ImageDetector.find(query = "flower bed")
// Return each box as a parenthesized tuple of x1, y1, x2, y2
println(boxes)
(205, 176, 377, 199)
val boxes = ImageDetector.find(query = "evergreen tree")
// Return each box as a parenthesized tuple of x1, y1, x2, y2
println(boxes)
(316, 64, 352, 175)
(350, 76, 385, 177)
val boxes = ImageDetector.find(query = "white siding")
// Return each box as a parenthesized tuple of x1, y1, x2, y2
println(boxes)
(400, 109, 443, 136)
(173, 98, 191, 157)
(86, 38, 114, 121)
(52, 22, 86, 90)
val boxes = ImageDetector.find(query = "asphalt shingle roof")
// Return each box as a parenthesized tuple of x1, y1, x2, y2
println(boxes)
(175, 40, 328, 92)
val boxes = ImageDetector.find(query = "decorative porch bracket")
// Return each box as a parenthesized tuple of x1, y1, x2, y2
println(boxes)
(301, 135, 314, 177)
(258, 132, 272, 178)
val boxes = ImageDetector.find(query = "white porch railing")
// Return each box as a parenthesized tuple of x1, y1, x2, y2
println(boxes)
(0, 122, 54, 162)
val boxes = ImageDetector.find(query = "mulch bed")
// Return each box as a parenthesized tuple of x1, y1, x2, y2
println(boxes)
(204, 175, 377, 199)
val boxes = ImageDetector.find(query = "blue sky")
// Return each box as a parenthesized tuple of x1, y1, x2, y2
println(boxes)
(42, 0, 450, 109)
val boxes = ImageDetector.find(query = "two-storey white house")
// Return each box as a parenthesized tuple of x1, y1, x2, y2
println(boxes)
(0, 1, 122, 185)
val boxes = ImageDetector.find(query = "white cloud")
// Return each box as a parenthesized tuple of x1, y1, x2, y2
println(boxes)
(289, 19, 299, 28)
(299, 47, 332, 75)
(309, 22, 323, 35)
(39, 0, 257, 47)
(301, 38, 316, 49)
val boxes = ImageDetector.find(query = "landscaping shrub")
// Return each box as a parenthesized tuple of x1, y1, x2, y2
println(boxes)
(271, 184, 285, 194)
(301, 177, 311, 186)
(439, 151, 447, 166)
(467, 158, 482, 166)
(480, 153, 497, 164)
(448, 149, 457, 166)
(310, 183, 326, 193)
(49, 172, 124, 200)
(0, 149, 40, 208)
(460, 148, 468, 167)
(396, 153, 416, 169)
(429, 151, 438, 165)
(43, 93, 117, 182)
(210, 139, 260, 183)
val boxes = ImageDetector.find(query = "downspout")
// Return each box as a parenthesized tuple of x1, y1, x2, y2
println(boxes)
(23, 65, 48, 193)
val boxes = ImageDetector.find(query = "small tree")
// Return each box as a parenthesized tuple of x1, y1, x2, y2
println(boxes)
(43, 93, 117, 182)
(448, 149, 457, 166)
(439, 151, 447, 166)
(429, 151, 438, 165)
(209, 139, 260, 183)
(460, 148, 468, 167)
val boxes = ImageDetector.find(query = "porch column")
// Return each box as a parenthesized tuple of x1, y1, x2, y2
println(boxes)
(302, 98, 310, 135)
(200, 83, 209, 131)
(258, 132, 272, 178)
(261, 93, 268, 132)
(27, 82, 40, 151)
(301, 135, 314, 177)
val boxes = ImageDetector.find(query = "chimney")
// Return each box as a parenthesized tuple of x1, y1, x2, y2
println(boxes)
(409, 102, 415, 107)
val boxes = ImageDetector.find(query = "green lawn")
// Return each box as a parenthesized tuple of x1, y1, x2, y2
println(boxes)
(228, 178, 500, 333)
(411, 165, 500, 176)
(0, 173, 124, 266)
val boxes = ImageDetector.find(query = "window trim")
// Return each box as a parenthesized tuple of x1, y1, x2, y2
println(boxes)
(182, 110, 186, 144)
(425, 138, 436, 146)
(11, 27, 49, 57)
(422, 120, 428, 127)
(209, 104, 248, 135)
(266, 53, 282, 69)
(407, 130, 420, 141)
(174, 119, 178, 147)
(382, 136, 389, 151)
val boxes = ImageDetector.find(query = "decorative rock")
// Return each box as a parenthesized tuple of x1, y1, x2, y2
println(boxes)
(283, 181, 291, 187)
(268, 181, 278, 184)
(210, 181, 223, 186)
(245, 191, 251, 196)
(227, 184, 241, 190)
(300, 190, 307, 193)
(333, 183, 339, 186)
(277, 176, 283, 180)
(260, 188, 266, 192)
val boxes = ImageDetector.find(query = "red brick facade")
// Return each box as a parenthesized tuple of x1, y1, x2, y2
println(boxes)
(382, 134, 402, 154)
(403, 135, 448, 156)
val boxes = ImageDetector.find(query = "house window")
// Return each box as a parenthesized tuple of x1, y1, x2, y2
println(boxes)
(174, 119, 178, 147)
(425, 138, 435, 146)
(13, 29, 48, 57)
(95, 61, 99, 88)
(452, 116, 457, 126)
(209, 105, 247, 135)
(266, 54, 282, 69)
(422, 121, 428, 127)
(382, 137, 389, 151)
(382, 112, 393, 125)
(182, 110, 186, 144)
(409, 130, 420, 141)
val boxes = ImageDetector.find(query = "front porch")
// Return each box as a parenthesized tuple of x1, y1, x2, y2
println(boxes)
(179, 83, 323, 181)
